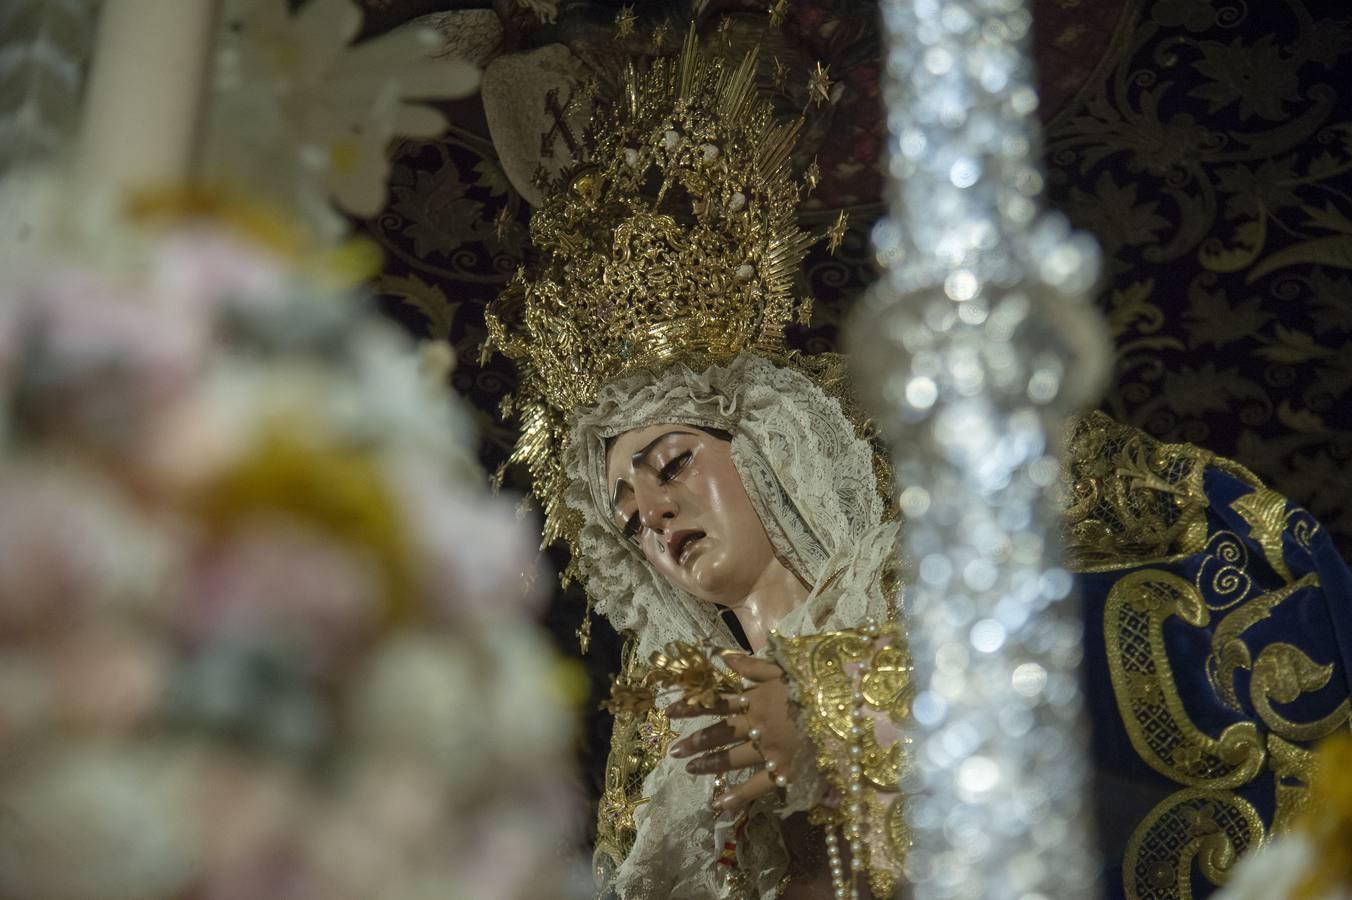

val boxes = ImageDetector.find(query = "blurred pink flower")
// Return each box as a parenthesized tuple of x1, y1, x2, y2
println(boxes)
(9, 234, 290, 455)
(0, 465, 171, 637)
(191, 752, 313, 900)
(49, 624, 169, 735)
(151, 231, 293, 315)
(180, 515, 380, 673)
(25, 269, 209, 389)
(342, 756, 445, 846)
(139, 394, 251, 496)
(388, 459, 544, 619)
(295, 757, 449, 898)
(0, 292, 16, 399)
(14, 272, 209, 451)
(455, 808, 573, 900)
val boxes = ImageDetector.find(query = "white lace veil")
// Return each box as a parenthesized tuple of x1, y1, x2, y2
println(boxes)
(565, 353, 899, 899)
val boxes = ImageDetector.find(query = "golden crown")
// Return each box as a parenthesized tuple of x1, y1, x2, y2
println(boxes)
(482, 30, 845, 552)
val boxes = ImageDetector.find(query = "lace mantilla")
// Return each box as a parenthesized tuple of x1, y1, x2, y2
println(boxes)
(564, 353, 886, 661)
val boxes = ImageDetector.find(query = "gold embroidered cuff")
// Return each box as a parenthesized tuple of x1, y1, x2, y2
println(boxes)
(771, 625, 914, 898)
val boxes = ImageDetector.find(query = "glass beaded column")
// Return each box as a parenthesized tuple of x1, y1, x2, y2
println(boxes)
(847, 1, 1110, 898)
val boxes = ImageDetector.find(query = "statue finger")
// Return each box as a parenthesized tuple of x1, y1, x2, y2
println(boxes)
(720, 653, 784, 683)
(667, 694, 737, 718)
(669, 715, 745, 757)
(685, 742, 760, 775)
(713, 768, 775, 813)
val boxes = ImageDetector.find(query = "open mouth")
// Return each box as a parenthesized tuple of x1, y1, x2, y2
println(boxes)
(670, 530, 705, 565)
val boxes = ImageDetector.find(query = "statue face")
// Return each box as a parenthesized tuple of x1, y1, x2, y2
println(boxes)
(604, 423, 776, 606)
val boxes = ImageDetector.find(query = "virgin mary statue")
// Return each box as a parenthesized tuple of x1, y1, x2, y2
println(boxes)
(480, 33, 1352, 900)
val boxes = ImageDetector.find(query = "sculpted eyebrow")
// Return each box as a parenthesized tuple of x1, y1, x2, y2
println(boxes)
(610, 430, 695, 509)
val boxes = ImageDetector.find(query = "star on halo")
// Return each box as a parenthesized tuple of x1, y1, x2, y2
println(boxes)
(493, 205, 513, 242)
(716, 17, 732, 46)
(652, 21, 672, 51)
(825, 210, 849, 255)
(615, 5, 637, 40)
(808, 61, 833, 107)
(803, 157, 821, 195)
(768, 0, 788, 28)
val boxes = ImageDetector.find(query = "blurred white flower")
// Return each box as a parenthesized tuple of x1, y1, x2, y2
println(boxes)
(0, 281, 15, 424)
(209, 0, 481, 228)
(0, 743, 202, 900)
(1212, 835, 1327, 900)
(341, 324, 478, 473)
(387, 456, 542, 619)
(485, 627, 579, 760)
(0, 651, 54, 745)
(0, 463, 175, 633)
(348, 632, 488, 779)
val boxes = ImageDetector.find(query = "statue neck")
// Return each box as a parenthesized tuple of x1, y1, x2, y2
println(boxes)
(724, 556, 811, 652)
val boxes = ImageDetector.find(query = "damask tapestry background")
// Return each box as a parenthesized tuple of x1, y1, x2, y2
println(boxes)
(353, 0, 1352, 847)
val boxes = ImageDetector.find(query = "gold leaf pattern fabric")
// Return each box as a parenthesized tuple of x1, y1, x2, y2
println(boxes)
(1044, 0, 1352, 555)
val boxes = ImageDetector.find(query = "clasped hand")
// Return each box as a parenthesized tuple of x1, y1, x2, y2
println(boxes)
(667, 653, 801, 812)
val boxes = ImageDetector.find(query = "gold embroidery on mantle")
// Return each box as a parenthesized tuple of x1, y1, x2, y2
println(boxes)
(774, 628, 913, 899)
(1207, 573, 1319, 714)
(1266, 734, 1318, 837)
(1061, 412, 1215, 573)
(1123, 789, 1264, 900)
(781, 630, 907, 789)
(1106, 509, 1346, 900)
(1105, 569, 1266, 787)
(1193, 532, 1253, 612)
(1230, 487, 1295, 583)
(594, 641, 675, 885)
(1289, 511, 1321, 555)
(1250, 643, 1351, 744)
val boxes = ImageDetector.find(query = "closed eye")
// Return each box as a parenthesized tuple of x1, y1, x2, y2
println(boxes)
(659, 451, 692, 484)
(622, 512, 641, 542)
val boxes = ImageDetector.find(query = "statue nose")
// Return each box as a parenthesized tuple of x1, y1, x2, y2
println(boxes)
(639, 500, 677, 531)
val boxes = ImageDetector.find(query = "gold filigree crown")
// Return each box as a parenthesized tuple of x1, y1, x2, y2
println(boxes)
(483, 31, 840, 551)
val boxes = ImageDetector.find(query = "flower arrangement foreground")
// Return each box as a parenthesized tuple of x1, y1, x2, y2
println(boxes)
(0, 200, 580, 900)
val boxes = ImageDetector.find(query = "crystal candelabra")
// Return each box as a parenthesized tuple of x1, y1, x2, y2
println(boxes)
(847, 1, 1111, 897)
